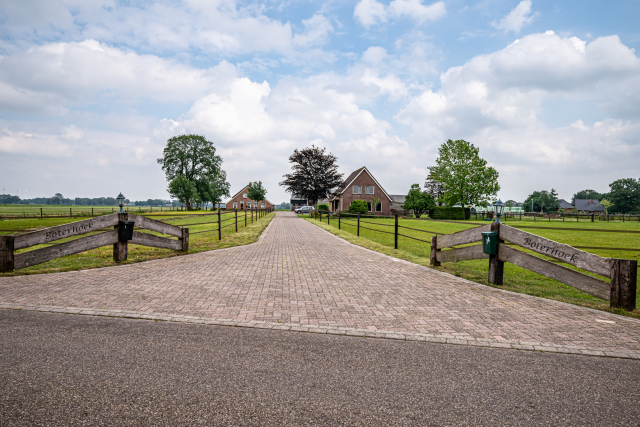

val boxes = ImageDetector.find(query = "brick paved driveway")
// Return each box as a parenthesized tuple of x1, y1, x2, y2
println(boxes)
(1, 212, 639, 357)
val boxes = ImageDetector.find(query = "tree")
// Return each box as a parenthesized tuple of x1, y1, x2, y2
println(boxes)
(196, 174, 230, 210)
(402, 184, 436, 218)
(348, 200, 368, 214)
(607, 178, 640, 213)
(157, 134, 228, 210)
(523, 189, 559, 213)
(247, 181, 267, 205)
(168, 176, 198, 208)
(427, 139, 500, 220)
(424, 175, 446, 206)
(600, 199, 612, 215)
(572, 189, 606, 204)
(279, 145, 344, 207)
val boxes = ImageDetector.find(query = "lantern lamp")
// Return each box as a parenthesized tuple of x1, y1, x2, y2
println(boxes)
(117, 192, 125, 213)
(493, 199, 505, 223)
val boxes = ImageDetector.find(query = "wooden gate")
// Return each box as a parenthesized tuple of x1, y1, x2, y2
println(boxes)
(431, 223, 637, 311)
(0, 213, 188, 272)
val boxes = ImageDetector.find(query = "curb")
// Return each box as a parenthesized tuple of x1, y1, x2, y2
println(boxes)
(2, 302, 639, 360)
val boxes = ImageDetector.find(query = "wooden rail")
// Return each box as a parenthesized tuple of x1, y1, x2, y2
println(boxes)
(0, 212, 188, 272)
(430, 223, 637, 311)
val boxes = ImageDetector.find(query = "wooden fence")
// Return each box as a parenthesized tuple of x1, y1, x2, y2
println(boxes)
(431, 223, 637, 311)
(0, 213, 188, 272)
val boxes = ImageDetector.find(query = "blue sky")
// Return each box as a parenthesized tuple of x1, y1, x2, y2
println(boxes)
(1, 0, 639, 204)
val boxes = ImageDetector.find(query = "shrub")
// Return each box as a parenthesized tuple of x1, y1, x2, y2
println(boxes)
(428, 206, 471, 220)
(348, 200, 369, 214)
(318, 204, 329, 212)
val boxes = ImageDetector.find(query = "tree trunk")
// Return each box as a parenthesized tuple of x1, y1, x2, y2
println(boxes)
(461, 203, 465, 220)
(186, 201, 192, 211)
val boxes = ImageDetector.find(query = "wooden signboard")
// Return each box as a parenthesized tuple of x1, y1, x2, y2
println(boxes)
(436, 244, 488, 263)
(436, 224, 491, 249)
(499, 225, 611, 278)
(130, 214, 183, 238)
(14, 213, 120, 250)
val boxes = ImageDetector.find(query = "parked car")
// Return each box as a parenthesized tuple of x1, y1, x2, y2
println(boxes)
(295, 206, 315, 214)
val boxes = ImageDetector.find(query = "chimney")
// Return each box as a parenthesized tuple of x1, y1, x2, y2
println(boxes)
(590, 198, 593, 205)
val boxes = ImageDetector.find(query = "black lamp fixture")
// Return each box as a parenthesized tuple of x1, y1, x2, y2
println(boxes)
(117, 192, 125, 213)
(493, 199, 505, 224)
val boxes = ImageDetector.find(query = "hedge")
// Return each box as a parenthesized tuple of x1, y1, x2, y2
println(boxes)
(428, 206, 472, 220)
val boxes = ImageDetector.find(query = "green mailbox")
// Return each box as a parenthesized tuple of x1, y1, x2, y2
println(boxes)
(481, 231, 498, 255)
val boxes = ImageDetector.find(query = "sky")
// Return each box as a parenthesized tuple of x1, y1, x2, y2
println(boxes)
(0, 0, 639, 204)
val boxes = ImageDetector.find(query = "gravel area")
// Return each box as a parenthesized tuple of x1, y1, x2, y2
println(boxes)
(2, 309, 640, 426)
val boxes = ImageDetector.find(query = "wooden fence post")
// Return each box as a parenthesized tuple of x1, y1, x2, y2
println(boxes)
(40, 208, 43, 219)
(488, 223, 504, 285)
(357, 213, 360, 237)
(113, 212, 128, 262)
(245, 209, 247, 227)
(338, 211, 341, 230)
(235, 209, 238, 232)
(181, 228, 189, 251)
(218, 209, 222, 240)
(610, 259, 637, 311)
(394, 213, 398, 249)
(251, 209, 253, 224)
(327, 211, 330, 225)
(430, 236, 440, 266)
(0, 235, 15, 273)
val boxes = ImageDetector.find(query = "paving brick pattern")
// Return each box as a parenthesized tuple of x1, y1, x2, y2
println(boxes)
(1, 212, 639, 356)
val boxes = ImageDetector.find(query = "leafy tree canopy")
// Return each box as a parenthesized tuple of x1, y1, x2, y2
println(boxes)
(427, 139, 499, 219)
(424, 175, 446, 206)
(157, 134, 229, 210)
(571, 189, 606, 204)
(607, 178, 640, 214)
(247, 181, 267, 203)
(279, 145, 344, 206)
(168, 176, 198, 207)
(402, 184, 436, 218)
(523, 188, 559, 213)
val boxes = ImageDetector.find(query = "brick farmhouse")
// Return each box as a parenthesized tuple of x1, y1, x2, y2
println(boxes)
(329, 167, 405, 215)
(225, 184, 274, 210)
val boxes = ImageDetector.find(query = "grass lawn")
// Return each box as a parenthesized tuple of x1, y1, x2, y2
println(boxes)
(304, 214, 640, 319)
(0, 210, 274, 277)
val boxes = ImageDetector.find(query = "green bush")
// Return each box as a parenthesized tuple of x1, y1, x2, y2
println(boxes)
(428, 206, 471, 220)
(318, 204, 329, 212)
(348, 200, 368, 214)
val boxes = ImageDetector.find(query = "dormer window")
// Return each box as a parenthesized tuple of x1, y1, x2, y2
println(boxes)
(365, 186, 374, 194)
(353, 186, 362, 194)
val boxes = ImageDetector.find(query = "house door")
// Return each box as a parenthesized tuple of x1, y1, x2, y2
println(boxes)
(240, 202, 244, 210)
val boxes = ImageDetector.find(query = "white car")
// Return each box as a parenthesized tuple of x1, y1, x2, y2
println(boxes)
(295, 206, 315, 214)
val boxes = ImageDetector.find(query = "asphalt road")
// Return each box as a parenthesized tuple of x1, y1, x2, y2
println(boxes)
(1, 310, 639, 426)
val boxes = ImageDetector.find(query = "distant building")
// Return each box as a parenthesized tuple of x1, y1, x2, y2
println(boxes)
(330, 166, 401, 215)
(558, 199, 574, 212)
(574, 199, 604, 213)
(290, 195, 308, 211)
(225, 185, 274, 210)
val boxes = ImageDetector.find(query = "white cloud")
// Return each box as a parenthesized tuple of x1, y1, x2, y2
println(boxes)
(354, 0, 445, 28)
(491, 0, 539, 34)
(293, 15, 334, 48)
(361, 46, 388, 64)
(354, 0, 387, 29)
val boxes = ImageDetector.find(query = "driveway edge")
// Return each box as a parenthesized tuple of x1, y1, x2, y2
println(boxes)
(2, 302, 638, 360)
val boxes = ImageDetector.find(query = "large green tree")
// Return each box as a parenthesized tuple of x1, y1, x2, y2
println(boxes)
(523, 189, 559, 213)
(607, 178, 640, 213)
(157, 134, 229, 210)
(247, 181, 267, 206)
(280, 145, 344, 207)
(168, 176, 198, 208)
(402, 184, 436, 218)
(427, 139, 500, 220)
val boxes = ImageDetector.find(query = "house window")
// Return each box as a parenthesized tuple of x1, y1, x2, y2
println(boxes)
(353, 185, 362, 194)
(233, 202, 237, 209)
(365, 186, 374, 194)
(247, 201, 252, 208)
(243, 193, 247, 198)
(261, 202, 265, 208)
(376, 202, 382, 212)
(367, 202, 372, 212)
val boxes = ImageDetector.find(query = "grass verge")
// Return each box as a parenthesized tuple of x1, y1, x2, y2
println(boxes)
(1, 213, 274, 277)
(304, 216, 640, 320)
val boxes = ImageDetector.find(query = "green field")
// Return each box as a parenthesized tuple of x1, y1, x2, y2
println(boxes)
(0, 210, 273, 276)
(305, 213, 640, 319)
(0, 204, 185, 218)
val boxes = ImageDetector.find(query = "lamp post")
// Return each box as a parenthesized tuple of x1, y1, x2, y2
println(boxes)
(493, 199, 505, 224)
(117, 192, 125, 213)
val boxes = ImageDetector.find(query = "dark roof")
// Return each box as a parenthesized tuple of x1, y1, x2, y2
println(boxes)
(390, 195, 406, 204)
(227, 184, 273, 205)
(334, 166, 393, 201)
(574, 199, 604, 212)
(558, 199, 574, 209)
